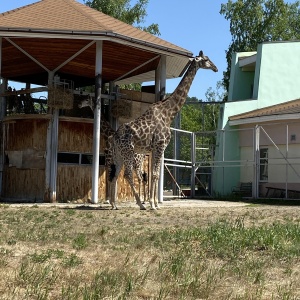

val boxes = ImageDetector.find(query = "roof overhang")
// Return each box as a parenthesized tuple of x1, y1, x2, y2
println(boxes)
(229, 113, 300, 126)
(1, 33, 191, 87)
(0, 28, 192, 58)
(0, 0, 193, 88)
(238, 53, 257, 72)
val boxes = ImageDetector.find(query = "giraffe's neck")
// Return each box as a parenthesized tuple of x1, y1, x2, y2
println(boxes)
(162, 59, 197, 121)
(101, 118, 115, 138)
(84, 99, 115, 138)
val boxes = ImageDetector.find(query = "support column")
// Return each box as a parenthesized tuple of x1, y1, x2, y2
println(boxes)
(45, 71, 59, 203)
(0, 37, 7, 197)
(91, 41, 103, 204)
(254, 125, 260, 198)
(50, 108, 59, 202)
(190, 132, 196, 198)
(158, 55, 166, 203)
(173, 114, 180, 196)
(155, 62, 161, 102)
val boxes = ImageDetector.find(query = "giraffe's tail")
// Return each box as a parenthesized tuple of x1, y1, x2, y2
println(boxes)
(142, 172, 148, 183)
(109, 164, 116, 182)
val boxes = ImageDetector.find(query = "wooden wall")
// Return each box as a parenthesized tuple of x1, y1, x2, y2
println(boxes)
(2, 118, 48, 201)
(58, 120, 96, 152)
(57, 165, 106, 202)
(2, 168, 45, 201)
(2, 116, 147, 203)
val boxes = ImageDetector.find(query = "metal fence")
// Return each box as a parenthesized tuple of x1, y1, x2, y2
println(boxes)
(163, 122, 300, 200)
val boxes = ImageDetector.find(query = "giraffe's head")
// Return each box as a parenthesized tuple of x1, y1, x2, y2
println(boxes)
(78, 96, 93, 109)
(193, 51, 218, 72)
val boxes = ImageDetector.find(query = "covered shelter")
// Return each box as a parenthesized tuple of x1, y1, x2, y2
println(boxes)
(0, 0, 193, 203)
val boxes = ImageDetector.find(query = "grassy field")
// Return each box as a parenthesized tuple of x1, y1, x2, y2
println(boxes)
(0, 201, 299, 299)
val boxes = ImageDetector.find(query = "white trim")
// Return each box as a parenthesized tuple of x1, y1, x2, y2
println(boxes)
(229, 113, 300, 126)
(0, 30, 192, 58)
(239, 54, 257, 67)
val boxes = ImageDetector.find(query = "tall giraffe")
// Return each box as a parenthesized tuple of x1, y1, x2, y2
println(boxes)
(109, 51, 218, 210)
(78, 97, 148, 202)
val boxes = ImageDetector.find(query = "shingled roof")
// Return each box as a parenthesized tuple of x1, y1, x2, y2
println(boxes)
(0, 0, 193, 87)
(0, 0, 190, 55)
(229, 98, 300, 125)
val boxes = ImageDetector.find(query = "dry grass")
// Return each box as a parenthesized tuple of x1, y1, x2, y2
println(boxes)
(0, 201, 299, 299)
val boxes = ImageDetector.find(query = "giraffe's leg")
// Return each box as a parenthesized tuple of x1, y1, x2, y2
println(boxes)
(150, 149, 165, 209)
(138, 178, 142, 204)
(133, 154, 144, 204)
(124, 163, 146, 210)
(149, 175, 157, 210)
(142, 178, 146, 205)
(109, 163, 122, 210)
(106, 180, 111, 204)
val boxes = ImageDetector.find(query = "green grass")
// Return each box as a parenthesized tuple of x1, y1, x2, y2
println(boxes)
(0, 204, 299, 299)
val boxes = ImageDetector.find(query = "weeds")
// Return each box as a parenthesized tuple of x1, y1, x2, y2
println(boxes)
(0, 205, 299, 299)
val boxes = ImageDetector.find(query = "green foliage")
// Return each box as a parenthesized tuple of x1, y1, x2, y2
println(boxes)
(220, 0, 300, 97)
(165, 82, 224, 162)
(84, 0, 159, 91)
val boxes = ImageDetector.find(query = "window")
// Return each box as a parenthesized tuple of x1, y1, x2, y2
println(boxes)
(259, 148, 268, 181)
(58, 152, 105, 166)
(81, 154, 93, 165)
(57, 153, 79, 164)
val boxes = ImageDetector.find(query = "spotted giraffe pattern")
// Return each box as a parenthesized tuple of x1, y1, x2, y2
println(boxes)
(78, 97, 148, 202)
(109, 51, 218, 210)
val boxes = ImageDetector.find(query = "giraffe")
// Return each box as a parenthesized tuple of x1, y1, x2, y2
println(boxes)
(78, 97, 148, 203)
(109, 51, 218, 210)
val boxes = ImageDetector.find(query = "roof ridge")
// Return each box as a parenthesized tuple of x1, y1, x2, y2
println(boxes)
(0, 1, 39, 17)
(65, 0, 163, 43)
(64, 0, 112, 31)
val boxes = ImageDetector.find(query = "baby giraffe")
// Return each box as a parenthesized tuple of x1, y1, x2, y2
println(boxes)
(78, 97, 148, 205)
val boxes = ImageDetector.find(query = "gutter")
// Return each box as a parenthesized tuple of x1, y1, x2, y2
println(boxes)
(0, 27, 193, 58)
(229, 113, 300, 126)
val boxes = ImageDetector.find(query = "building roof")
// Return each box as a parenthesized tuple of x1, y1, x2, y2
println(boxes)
(0, 0, 193, 87)
(229, 98, 300, 125)
(0, 0, 190, 55)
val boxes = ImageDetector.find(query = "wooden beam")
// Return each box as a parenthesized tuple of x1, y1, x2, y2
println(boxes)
(0, 87, 48, 97)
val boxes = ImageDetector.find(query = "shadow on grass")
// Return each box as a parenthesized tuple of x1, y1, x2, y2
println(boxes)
(221, 197, 300, 206)
(62, 205, 112, 211)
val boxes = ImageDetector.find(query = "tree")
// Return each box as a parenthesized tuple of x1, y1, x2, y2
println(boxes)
(84, 0, 160, 35)
(164, 82, 223, 163)
(220, 0, 300, 97)
(84, 0, 160, 91)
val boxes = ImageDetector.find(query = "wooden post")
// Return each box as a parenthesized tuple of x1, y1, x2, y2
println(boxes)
(0, 37, 7, 197)
(91, 41, 103, 204)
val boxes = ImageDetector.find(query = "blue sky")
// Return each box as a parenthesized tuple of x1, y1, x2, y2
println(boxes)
(1, 0, 231, 100)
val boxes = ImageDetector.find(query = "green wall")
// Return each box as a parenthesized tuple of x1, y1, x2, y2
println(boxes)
(214, 41, 300, 196)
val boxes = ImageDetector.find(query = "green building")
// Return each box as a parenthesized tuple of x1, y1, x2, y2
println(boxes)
(213, 41, 300, 198)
